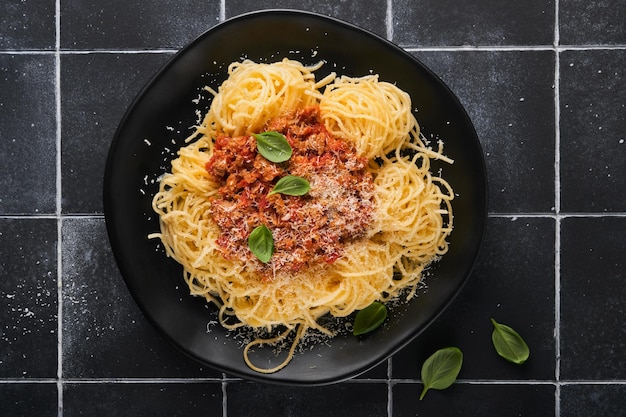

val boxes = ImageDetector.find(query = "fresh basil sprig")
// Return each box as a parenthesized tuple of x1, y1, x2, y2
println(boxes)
(353, 301, 387, 336)
(420, 347, 463, 400)
(253, 131, 292, 163)
(269, 175, 310, 196)
(248, 225, 274, 263)
(490, 318, 530, 365)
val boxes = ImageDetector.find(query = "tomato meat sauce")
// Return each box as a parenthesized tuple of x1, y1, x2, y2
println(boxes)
(205, 106, 375, 277)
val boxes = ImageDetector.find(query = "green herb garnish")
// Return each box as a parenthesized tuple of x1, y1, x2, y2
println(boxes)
(253, 131, 292, 163)
(353, 301, 387, 336)
(269, 175, 310, 196)
(490, 318, 530, 365)
(420, 347, 463, 400)
(248, 225, 274, 263)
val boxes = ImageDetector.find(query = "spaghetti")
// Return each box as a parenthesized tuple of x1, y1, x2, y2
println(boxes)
(151, 58, 454, 373)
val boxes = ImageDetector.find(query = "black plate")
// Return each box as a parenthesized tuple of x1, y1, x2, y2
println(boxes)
(104, 9, 487, 385)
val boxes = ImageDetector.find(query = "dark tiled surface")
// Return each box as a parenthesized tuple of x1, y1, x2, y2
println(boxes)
(227, 381, 389, 416)
(0, 219, 58, 378)
(61, 0, 220, 50)
(0, 383, 58, 417)
(63, 382, 223, 416)
(0, 1, 56, 50)
(393, 0, 555, 47)
(1, 0, 626, 416)
(0, 54, 57, 215)
(560, 49, 626, 213)
(393, 383, 556, 417)
(225, 0, 388, 37)
(561, 384, 626, 417)
(560, 217, 626, 380)
(559, 0, 626, 45)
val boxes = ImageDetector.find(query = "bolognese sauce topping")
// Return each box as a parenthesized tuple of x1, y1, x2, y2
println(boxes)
(205, 106, 375, 276)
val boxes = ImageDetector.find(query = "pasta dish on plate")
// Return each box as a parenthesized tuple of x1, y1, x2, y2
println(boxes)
(150, 58, 454, 373)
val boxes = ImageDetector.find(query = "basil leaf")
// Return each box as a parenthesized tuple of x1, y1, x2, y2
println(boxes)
(253, 131, 292, 163)
(420, 347, 463, 400)
(490, 318, 530, 365)
(353, 301, 387, 336)
(269, 175, 310, 196)
(248, 225, 274, 263)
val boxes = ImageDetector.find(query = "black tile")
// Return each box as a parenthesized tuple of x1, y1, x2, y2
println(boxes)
(560, 217, 626, 380)
(393, 0, 555, 47)
(356, 358, 388, 380)
(0, 54, 57, 215)
(0, 383, 57, 417)
(60, 0, 219, 50)
(61, 217, 221, 378)
(63, 382, 223, 417)
(0, 218, 58, 378)
(392, 217, 556, 380)
(414, 50, 556, 214)
(393, 382, 555, 417)
(561, 384, 626, 417)
(0, 1, 56, 50)
(560, 1, 626, 45)
(225, 1, 387, 38)
(227, 381, 388, 417)
(60, 52, 171, 214)
(560, 50, 626, 213)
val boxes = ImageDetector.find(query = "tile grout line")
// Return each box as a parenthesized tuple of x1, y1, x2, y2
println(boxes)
(55, 0, 64, 415)
(387, 358, 394, 417)
(554, 207, 562, 417)
(220, 0, 226, 22)
(222, 377, 228, 417)
(386, 0, 393, 41)
(553, 1, 562, 416)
